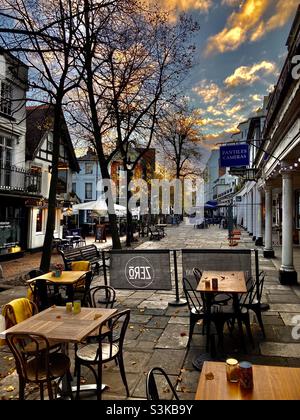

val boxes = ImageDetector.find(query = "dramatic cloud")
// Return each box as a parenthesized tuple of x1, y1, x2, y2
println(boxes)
(224, 61, 276, 87)
(222, 0, 244, 6)
(192, 81, 221, 103)
(205, 0, 297, 55)
(147, 0, 212, 19)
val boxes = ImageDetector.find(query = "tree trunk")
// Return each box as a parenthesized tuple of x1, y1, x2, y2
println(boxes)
(98, 157, 121, 249)
(40, 102, 62, 272)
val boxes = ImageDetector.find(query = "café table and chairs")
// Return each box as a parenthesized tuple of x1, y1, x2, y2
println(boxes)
(0, 305, 117, 400)
(27, 270, 91, 310)
(195, 361, 300, 400)
(196, 270, 249, 352)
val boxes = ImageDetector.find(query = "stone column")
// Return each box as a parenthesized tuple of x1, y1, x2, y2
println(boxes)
(279, 170, 297, 284)
(255, 187, 263, 246)
(263, 186, 275, 258)
(247, 191, 253, 235)
(252, 187, 257, 241)
(244, 195, 248, 230)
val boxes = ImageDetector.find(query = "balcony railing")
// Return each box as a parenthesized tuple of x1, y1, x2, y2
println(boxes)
(0, 164, 41, 195)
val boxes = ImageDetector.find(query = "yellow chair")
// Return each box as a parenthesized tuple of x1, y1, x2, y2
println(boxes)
(1, 298, 60, 352)
(2, 298, 38, 329)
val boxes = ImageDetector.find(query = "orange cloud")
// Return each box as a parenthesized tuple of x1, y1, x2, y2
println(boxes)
(146, 0, 212, 19)
(205, 0, 297, 55)
(224, 61, 276, 87)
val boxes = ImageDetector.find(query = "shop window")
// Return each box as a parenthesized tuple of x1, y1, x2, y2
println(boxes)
(36, 208, 43, 233)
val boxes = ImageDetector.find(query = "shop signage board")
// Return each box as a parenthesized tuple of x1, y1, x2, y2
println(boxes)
(220, 144, 250, 167)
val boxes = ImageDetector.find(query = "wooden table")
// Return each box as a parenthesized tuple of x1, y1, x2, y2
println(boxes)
(195, 361, 300, 400)
(0, 306, 117, 397)
(196, 271, 247, 356)
(197, 271, 247, 294)
(27, 271, 89, 305)
(26, 271, 89, 287)
(0, 305, 116, 343)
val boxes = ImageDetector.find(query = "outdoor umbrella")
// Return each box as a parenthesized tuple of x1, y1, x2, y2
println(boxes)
(72, 199, 126, 216)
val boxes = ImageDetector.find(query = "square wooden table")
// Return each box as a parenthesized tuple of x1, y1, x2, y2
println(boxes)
(195, 361, 300, 400)
(0, 305, 116, 343)
(27, 271, 89, 305)
(26, 271, 89, 287)
(197, 271, 247, 294)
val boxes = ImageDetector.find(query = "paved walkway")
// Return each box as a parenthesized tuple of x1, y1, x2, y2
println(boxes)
(0, 224, 300, 400)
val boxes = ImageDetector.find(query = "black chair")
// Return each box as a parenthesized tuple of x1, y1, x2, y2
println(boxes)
(182, 277, 205, 347)
(209, 280, 257, 350)
(75, 309, 130, 400)
(73, 285, 117, 376)
(6, 332, 73, 400)
(240, 271, 266, 338)
(88, 285, 116, 309)
(72, 271, 94, 307)
(146, 367, 179, 400)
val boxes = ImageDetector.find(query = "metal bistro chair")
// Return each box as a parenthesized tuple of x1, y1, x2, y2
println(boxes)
(75, 309, 130, 400)
(240, 271, 266, 338)
(73, 285, 117, 377)
(146, 367, 179, 401)
(182, 277, 205, 348)
(6, 332, 73, 400)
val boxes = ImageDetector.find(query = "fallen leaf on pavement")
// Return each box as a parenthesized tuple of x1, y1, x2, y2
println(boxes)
(5, 386, 15, 392)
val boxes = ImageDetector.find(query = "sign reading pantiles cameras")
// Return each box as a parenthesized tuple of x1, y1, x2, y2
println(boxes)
(109, 250, 172, 290)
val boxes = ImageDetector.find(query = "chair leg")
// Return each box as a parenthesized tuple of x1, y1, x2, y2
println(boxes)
(97, 363, 103, 400)
(66, 370, 74, 400)
(253, 307, 266, 338)
(244, 316, 255, 348)
(40, 383, 44, 400)
(18, 376, 25, 400)
(76, 361, 81, 400)
(187, 316, 197, 348)
(46, 381, 54, 400)
(118, 354, 130, 397)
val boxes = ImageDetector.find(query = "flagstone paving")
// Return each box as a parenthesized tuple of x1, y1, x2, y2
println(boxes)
(0, 223, 300, 400)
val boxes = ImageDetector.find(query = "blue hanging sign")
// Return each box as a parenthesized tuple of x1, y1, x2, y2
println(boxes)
(220, 144, 250, 167)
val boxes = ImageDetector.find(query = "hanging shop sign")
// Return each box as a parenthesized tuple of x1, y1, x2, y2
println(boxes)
(220, 144, 250, 167)
(229, 168, 258, 181)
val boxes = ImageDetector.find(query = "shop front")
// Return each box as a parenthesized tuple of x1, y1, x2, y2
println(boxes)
(0, 196, 28, 260)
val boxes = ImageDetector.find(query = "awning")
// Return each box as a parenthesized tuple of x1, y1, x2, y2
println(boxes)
(205, 200, 218, 209)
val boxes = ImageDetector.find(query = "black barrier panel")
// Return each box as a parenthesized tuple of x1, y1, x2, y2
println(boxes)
(182, 249, 254, 288)
(110, 250, 172, 290)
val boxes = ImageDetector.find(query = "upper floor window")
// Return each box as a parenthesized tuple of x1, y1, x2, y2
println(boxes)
(85, 163, 93, 174)
(0, 81, 12, 116)
(85, 183, 92, 200)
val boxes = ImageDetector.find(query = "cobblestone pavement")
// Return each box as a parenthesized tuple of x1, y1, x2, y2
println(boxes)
(0, 223, 300, 400)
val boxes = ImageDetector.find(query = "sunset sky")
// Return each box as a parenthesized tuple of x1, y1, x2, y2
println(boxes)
(156, 0, 298, 153)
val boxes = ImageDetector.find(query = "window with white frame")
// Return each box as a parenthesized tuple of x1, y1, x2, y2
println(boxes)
(0, 136, 13, 186)
(85, 183, 93, 200)
(0, 81, 12, 116)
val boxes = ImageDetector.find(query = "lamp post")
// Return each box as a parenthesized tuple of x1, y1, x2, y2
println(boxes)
(126, 157, 134, 247)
